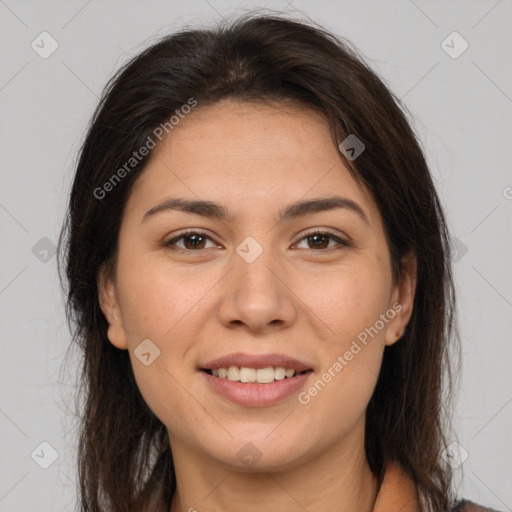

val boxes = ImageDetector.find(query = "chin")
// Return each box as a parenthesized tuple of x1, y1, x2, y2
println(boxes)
(205, 429, 312, 472)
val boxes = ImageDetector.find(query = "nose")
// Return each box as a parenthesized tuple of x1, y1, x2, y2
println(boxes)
(216, 242, 298, 334)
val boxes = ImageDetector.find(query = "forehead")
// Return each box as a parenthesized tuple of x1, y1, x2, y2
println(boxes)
(154, 98, 339, 167)
(125, 98, 377, 223)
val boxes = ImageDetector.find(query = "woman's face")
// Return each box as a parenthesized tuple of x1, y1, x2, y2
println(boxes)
(99, 98, 415, 471)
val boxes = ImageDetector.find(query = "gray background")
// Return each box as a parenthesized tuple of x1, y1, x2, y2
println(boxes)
(1, 1, 511, 510)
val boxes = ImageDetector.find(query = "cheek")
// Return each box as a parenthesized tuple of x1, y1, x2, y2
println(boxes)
(117, 257, 214, 342)
(301, 263, 392, 344)
(295, 265, 390, 422)
(115, 260, 212, 434)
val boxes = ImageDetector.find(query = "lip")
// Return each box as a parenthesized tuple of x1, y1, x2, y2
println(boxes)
(201, 352, 313, 373)
(201, 369, 313, 407)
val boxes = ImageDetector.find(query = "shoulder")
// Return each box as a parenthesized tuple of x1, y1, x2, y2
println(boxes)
(453, 499, 504, 512)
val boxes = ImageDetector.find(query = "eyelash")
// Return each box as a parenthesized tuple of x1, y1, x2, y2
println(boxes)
(161, 228, 350, 254)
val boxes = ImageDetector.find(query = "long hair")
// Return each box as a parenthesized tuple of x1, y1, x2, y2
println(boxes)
(58, 11, 459, 511)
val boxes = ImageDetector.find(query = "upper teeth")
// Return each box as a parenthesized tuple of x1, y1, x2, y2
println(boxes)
(211, 366, 297, 383)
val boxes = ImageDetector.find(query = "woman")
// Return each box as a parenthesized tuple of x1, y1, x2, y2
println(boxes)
(58, 12, 500, 512)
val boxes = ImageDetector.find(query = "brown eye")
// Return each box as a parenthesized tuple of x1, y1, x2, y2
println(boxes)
(295, 231, 349, 251)
(181, 234, 207, 250)
(162, 230, 217, 251)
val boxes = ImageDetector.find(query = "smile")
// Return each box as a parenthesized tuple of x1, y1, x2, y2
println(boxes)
(201, 368, 313, 407)
(204, 366, 308, 384)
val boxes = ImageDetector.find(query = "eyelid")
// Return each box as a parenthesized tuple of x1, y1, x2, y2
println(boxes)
(162, 228, 218, 249)
(292, 228, 351, 250)
(162, 227, 351, 253)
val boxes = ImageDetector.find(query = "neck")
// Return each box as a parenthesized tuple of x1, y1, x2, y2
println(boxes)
(168, 421, 379, 512)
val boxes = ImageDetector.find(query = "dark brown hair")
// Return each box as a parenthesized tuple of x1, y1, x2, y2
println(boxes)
(58, 11, 459, 511)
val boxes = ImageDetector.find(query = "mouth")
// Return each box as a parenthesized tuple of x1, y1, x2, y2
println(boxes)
(199, 353, 314, 407)
(201, 367, 313, 407)
(202, 366, 313, 384)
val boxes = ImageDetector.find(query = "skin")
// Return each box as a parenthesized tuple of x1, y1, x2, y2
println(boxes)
(98, 98, 416, 512)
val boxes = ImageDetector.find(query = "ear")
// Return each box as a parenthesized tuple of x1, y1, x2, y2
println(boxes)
(97, 264, 128, 350)
(385, 252, 417, 346)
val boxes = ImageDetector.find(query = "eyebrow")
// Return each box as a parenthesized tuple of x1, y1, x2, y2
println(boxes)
(142, 196, 369, 225)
